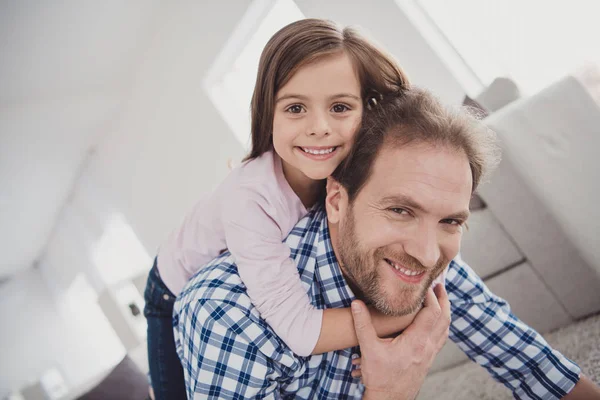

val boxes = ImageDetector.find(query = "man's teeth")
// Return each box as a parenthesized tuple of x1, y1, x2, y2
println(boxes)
(301, 147, 336, 155)
(387, 260, 422, 276)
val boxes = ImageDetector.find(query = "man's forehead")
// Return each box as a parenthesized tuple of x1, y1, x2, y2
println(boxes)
(375, 142, 470, 183)
(363, 143, 473, 207)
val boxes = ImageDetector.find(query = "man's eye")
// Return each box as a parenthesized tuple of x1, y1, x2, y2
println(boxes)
(286, 104, 305, 114)
(389, 208, 408, 215)
(442, 219, 463, 226)
(331, 104, 350, 113)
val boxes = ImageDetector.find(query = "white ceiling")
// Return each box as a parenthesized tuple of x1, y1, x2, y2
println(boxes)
(0, 1, 167, 278)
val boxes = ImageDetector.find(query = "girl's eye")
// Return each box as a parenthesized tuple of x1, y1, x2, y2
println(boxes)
(286, 104, 305, 114)
(332, 104, 350, 113)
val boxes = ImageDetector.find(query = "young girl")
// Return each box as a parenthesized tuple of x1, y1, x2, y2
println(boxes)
(144, 18, 432, 400)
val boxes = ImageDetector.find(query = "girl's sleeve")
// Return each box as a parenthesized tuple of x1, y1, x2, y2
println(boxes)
(221, 187, 323, 356)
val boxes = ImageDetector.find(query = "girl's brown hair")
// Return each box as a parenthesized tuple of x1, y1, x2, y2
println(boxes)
(245, 18, 410, 161)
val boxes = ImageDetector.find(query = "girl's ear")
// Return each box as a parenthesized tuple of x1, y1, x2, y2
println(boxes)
(325, 177, 348, 224)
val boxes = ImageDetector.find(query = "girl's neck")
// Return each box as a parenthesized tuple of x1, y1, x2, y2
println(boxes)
(281, 160, 324, 209)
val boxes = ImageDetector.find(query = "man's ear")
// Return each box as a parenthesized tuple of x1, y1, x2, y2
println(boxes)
(326, 177, 348, 224)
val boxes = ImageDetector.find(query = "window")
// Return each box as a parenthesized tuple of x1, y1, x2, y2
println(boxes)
(204, 0, 304, 151)
(92, 213, 152, 286)
(402, 0, 600, 94)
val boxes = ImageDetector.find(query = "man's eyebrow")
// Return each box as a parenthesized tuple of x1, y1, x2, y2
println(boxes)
(380, 194, 470, 220)
(444, 210, 471, 221)
(275, 93, 361, 103)
(381, 194, 426, 212)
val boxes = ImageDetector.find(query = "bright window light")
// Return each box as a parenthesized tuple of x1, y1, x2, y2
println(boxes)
(57, 272, 126, 380)
(204, 0, 304, 151)
(413, 0, 600, 94)
(92, 213, 152, 286)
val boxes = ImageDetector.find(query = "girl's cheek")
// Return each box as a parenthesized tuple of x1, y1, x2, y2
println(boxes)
(350, 117, 362, 136)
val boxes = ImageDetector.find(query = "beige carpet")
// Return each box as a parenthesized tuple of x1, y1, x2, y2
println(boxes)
(418, 313, 600, 400)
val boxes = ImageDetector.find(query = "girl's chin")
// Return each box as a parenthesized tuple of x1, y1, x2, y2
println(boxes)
(302, 170, 332, 181)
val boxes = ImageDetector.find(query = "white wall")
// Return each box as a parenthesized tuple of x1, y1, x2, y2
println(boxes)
(80, 2, 249, 255)
(2, 1, 250, 395)
(295, 0, 466, 104)
(0, 269, 63, 396)
(0, 268, 124, 397)
(0, 0, 165, 279)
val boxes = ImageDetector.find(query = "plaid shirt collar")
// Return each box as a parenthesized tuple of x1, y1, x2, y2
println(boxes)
(290, 206, 357, 310)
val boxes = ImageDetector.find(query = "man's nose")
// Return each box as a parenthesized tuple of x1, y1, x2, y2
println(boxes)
(404, 225, 440, 269)
(306, 110, 330, 137)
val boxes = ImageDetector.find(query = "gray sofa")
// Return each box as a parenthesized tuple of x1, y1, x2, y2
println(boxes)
(428, 64, 600, 377)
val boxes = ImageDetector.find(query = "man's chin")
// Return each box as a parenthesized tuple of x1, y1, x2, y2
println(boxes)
(371, 286, 428, 317)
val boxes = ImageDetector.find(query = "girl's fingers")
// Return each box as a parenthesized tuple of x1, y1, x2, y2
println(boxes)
(351, 356, 362, 378)
(432, 283, 451, 343)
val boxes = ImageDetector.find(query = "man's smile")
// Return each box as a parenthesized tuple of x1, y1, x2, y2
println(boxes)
(384, 258, 427, 284)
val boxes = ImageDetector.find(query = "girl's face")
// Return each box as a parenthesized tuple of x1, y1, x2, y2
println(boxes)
(272, 52, 363, 184)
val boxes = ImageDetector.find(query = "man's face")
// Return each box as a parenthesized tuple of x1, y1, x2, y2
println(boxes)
(328, 142, 472, 316)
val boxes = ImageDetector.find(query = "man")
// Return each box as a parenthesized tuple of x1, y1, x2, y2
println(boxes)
(173, 88, 599, 399)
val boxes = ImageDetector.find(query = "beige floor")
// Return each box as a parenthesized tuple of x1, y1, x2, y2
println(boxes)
(418, 313, 600, 400)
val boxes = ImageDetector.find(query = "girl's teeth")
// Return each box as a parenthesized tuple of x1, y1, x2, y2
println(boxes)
(302, 147, 335, 155)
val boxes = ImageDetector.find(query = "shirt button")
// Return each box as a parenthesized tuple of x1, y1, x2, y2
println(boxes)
(163, 294, 170, 300)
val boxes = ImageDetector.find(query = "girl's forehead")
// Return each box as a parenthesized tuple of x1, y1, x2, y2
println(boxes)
(277, 52, 361, 98)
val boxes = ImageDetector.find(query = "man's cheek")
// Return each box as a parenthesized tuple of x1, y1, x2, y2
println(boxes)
(445, 238, 462, 260)
(439, 234, 462, 260)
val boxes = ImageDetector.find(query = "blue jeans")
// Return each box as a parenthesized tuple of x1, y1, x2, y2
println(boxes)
(144, 259, 187, 400)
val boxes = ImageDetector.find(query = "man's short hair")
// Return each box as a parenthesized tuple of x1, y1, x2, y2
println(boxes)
(331, 87, 501, 201)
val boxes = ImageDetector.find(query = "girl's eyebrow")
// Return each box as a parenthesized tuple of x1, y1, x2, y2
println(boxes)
(329, 93, 361, 101)
(276, 94, 308, 103)
(276, 93, 361, 103)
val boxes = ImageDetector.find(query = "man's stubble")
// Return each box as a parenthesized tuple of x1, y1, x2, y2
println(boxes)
(337, 204, 448, 316)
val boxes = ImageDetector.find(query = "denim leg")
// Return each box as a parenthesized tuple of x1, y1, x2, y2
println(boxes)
(144, 261, 187, 400)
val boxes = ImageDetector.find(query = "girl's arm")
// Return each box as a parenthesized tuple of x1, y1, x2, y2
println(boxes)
(312, 307, 418, 355)
(223, 188, 324, 356)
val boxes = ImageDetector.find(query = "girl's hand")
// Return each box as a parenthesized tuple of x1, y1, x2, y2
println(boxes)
(351, 355, 362, 379)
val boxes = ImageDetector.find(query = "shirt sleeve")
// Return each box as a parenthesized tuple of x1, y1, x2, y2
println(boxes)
(446, 256, 581, 399)
(220, 187, 323, 356)
(174, 297, 283, 399)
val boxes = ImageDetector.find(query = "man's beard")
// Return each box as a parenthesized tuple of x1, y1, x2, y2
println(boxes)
(337, 207, 449, 316)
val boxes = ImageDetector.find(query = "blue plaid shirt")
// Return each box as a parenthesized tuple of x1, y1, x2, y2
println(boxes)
(174, 207, 580, 399)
